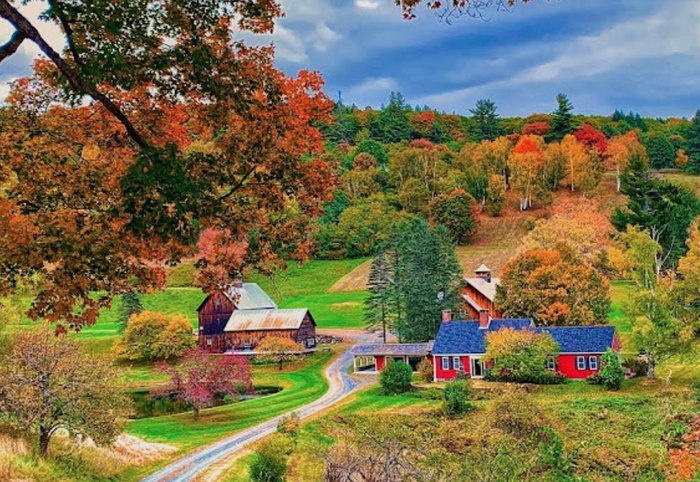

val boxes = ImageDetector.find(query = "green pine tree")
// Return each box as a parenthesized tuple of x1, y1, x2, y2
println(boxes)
(684, 110, 700, 174)
(550, 93, 576, 141)
(364, 250, 394, 343)
(469, 99, 501, 141)
(118, 292, 144, 332)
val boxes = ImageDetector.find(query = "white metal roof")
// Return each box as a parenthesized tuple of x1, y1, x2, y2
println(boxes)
(223, 308, 310, 332)
(464, 277, 500, 302)
(222, 283, 278, 310)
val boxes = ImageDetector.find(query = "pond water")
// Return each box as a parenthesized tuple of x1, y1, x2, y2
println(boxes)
(129, 385, 282, 419)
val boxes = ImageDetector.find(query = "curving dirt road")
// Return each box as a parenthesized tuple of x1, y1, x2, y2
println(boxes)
(140, 330, 377, 482)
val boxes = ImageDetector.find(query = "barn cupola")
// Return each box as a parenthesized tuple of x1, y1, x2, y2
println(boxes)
(475, 264, 492, 283)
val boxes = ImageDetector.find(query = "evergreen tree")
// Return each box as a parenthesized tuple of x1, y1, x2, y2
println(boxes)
(469, 99, 501, 141)
(550, 93, 576, 141)
(118, 292, 144, 332)
(369, 92, 412, 143)
(364, 250, 394, 343)
(684, 110, 700, 174)
(643, 134, 676, 169)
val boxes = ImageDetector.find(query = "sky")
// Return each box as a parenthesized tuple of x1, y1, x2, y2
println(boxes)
(2, 0, 700, 117)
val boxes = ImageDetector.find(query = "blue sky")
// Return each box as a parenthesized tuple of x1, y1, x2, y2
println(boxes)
(2, 0, 699, 117)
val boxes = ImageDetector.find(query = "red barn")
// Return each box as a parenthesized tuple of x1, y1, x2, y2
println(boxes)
(461, 265, 502, 319)
(197, 282, 317, 353)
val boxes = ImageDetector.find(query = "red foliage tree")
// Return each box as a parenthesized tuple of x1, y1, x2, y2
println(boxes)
(573, 124, 608, 155)
(158, 349, 253, 420)
(521, 121, 551, 136)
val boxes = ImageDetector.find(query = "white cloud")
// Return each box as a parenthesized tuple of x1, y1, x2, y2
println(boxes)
(310, 22, 341, 53)
(269, 24, 309, 63)
(355, 0, 380, 10)
(346, 77, 397, 104)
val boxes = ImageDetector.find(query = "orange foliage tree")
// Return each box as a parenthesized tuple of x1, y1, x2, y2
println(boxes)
(508, 135, 546, 211)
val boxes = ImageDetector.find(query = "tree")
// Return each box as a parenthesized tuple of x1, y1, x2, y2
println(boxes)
(428, 189, 478, 244)
(508, 135, 547, 210)
(485, 328, 560, 383)
(0, 3, 335, 330)
(469, 99, 501, 141)
(605, 132, 645, 192)
(398, 0, 534, 20)
(365, 250, 394, 343)
(380, 360, 413, 394)
(573, 124, 608, 155)
(590, 348, 624, 390)
(256, 336, 305, 370)
(486, 173, 506, 216)
(353, 139, 389, 169)
(550, 94, 576, 141)
(113, 311, 194, 361)
(619, 226, 694, 378)
(496, 247, 611, 326)
(118, 293, 144, 332)
(521, 121, 551, 136)
(249, 434, 292, 482)
(561, 134, 600, 194)
(684, 110, 700, 174)
(612, 159, 700, 269)
(159, 349, 252, 420)
(443, 377, 473, 416)
(0, 328, 128, 457)
(644, 134, 676, 169)
(369, 92, 412, 143)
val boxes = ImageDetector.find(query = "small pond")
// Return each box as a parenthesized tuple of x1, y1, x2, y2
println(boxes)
(128, 385, 282, 419)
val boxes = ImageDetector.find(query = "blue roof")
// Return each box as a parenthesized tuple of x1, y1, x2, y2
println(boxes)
(432, 320, 616, 355)
(432, 319, 533, 354)
(536, 326, 617, 354)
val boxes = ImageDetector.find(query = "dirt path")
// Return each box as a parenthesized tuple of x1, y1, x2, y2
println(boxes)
(140, 330, 379, 482)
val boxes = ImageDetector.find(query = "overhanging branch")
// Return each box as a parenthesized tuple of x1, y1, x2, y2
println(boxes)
(0, 29, 25, 61)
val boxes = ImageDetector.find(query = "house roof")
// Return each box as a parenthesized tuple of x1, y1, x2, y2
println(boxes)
(197, 283, 278, 312)
(463, 277, 501, 302)
(475, 264, 491, 273)
(432, 319, 533, 354)
(223, 308, 311, 332)
(351, 342, 432, 357)
(536, 326, 617, 354)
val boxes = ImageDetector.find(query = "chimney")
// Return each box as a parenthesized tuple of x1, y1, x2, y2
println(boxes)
(475, 264, 492, 283)
(478, 309, 491, 329)
(441, 309, 452, 322)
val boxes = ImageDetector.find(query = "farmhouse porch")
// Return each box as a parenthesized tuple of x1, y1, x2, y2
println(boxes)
(351, 342, 432, 373)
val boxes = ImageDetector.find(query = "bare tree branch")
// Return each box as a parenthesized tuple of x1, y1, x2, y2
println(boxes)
(218, 165, 257, 201)
(0, 0, 149, 149)
(0, 29, 25, 61)
(47, 0, 83, 66)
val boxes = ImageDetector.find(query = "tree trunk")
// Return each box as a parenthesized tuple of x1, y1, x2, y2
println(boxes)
(38, 426, 51, 458)
(616, 166, 621, 192)
(647, 355, 655, 379)
(279, 359, 283, 371)
(193, 406, 200, 421)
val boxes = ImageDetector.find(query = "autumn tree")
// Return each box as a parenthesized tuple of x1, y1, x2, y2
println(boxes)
(390, 140, 450, 214)
(113, 311, 194, 361)
(508, 135, 547, 211)
(469, 99, 501, 141)
(521, 121, 551, 136)
(550, 93, 576, 141)
(486, 173, 506, 216)
(561, 134, 600, 195)
(0, 328, 128, 457)
(0, 2, 335, 330)
(605, 132, 646, 192)
(542, 141, 566, 190)
(159, 349, 252, 420)
(573, 124, 608, 155)
(256, 336, 305, 370)
(455, 137, 511, 205)
(428, 189, 478, 244)
(496, 247, 611, 326)
(485, 328, 560, 383)
(398, 0, 533, 20)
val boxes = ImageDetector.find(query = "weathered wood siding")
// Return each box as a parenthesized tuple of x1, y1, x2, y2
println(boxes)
(198, 291, 235, 351)
(462, 285, 502, 319)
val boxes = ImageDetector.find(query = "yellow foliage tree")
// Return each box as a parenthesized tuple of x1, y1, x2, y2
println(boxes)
(113, 310, 194, 361)
(256, 336, 305, 370)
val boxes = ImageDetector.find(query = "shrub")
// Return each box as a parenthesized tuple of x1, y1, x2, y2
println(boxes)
(598, 349, 624, 390)
(622, 357, 649, 378)
(692, 378, 700, 406)
(249, 434, 292, 482)
(485, 328, 563, 384)
(113, 311, 194, 361)
(417, 358, 434, 383)
(380, 361, 413, 395)
(443, 377, 473, 416)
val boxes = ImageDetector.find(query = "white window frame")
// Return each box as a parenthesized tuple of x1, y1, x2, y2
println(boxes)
(307, 337, 316, 348)
(441, 357, 450, 370)
(453, 356, 461, 371)
(589, 356, 599, 370)
(546, 356, 556, 371)
(576, 356, 586, 370)
(206, 336, 213, 347)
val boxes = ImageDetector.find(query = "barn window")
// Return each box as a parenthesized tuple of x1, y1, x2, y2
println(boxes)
(546, 356, 556, 371)
(452, 357, 461, 370)
(589, 356, 599, 370)
(576, 356, 586, 370)
(441, 357, 450, 370)
(306, 338, 316, 348)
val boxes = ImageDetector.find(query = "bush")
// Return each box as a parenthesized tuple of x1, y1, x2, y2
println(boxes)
(112, 311, 194, 361)
(249, 434, 292, 482)
(379, 361, 413, 395)
(692, 379, 700, 406)
(443, 377, 473, 416)
(588, 349, 624, 390)
(485, 328, 563, 384)
(417, 358, 434, 383)
(622, 357, 649, 378)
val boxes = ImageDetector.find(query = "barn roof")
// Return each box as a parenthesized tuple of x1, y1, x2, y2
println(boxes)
(536, 326, 617, 354)
(350, 342, 432, 357)
(223, 308, 311, 332)
(432, 319, 617, 355)
(196, 283, 278, 311)
(463, 277, 500, 301)
(432, 319, 533, 354)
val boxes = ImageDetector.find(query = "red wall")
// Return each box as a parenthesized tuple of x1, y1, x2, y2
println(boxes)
(376, 356, 386, 371)
(433, 355, 471, 380)
(556, 354, 601, 379)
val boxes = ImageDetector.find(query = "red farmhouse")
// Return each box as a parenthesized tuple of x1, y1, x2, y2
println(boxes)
(433, 312, 621, 381)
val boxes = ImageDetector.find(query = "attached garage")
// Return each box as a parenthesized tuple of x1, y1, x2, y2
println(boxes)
(350, 343, 432, 374)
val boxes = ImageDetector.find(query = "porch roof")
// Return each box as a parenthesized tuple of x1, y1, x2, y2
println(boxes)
(350, 342, 432, 357)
